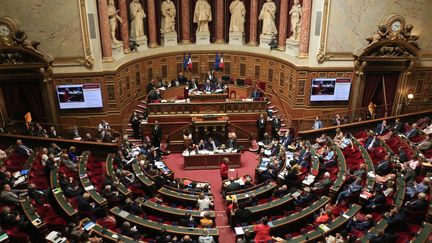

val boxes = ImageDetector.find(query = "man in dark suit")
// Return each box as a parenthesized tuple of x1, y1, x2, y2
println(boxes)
(47, 126, 58, 138)
(375, 155, 391, 176)
(405, 123, 419, 139)
(402, 166, 416, 187)
(256, 113, 267, 141)
(234, 203, 252, 226)
(225, 178, 241, 192)
(152, 120, 162, 148)
(384, 207, 406, 233)
(293, 187, 314, 206)
(250, 85, 262, 101)
(364, 188, 386, 211)
(147, 79, 156, 93)
(180, 212, 197, 227)
(392, 118, 404, 134)
(15, 139, 32, 157)
(205, 70, 216, 83)
(272, 115, 282, 139)
(148, 89, 162, 102)
(405, 192, 428, 211)
(188, 78, 199, 90)
(177, 72, 188, 85)
(364, 134, 379, 151)
(398, 146, 408, 163)
(225, 137, 237, 150)
(202, 80, 214, 92)
(375, 120, 388, 135)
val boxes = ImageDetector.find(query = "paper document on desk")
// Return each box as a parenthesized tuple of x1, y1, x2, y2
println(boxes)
(319, 224, 330, 232)
(14, 176, 26, 186)
(84, 185, 94, 191)
(234, 227, 244, 235)
(119, 210, 130, 218)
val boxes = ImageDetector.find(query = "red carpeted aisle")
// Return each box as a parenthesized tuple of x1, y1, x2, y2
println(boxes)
(163, 151, 260, 243)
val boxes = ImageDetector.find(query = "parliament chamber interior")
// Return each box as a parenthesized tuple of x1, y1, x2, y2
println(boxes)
(1, 0, 432, 242)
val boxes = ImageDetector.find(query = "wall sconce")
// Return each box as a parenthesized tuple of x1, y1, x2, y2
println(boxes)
(406, 93, 414, 105)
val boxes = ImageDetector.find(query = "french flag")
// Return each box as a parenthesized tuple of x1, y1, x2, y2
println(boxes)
(187, 53, 192, 71)
(219, 54, 224, 70)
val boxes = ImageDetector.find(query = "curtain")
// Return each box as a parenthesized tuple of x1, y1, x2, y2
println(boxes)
(361, 73, 382, 108)
(1, 83, 20, 114)
(363, 72, 400, 117)
(21, 82, 45, 122)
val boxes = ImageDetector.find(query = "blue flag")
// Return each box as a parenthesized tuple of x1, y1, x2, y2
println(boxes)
(183, 53, 187, 70)
(214, 52, 220, 70)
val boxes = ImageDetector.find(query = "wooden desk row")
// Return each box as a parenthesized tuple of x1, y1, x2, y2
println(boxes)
(328, 137, 347, 198)
(351, 136, 375, 190)
(290, 204, 362, 242)
(147, 100, 267, 115)
(135, 197, 215, 220)
(242, 196, 331, 233)
(132, 161, 156, 188)
(110, 207, 219, 238)
(78, 151, 107, 206)
(183, 152, 241, 170)
(50, 168, 78, 218)
(105, 153, 132, 196)
(81, 218, 136, 243)
(158, 187, 213, 206)
(227, 181, 277, 203)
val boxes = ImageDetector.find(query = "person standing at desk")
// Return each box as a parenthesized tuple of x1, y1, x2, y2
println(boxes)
(219, 157, 229, 181)
(177, 72, 188, 85)
(205, 70, 216, 83)
(256, 113, 267, 141)
(152, 120, 162, 148)
(272, 114, 281, 139)
(147, 79, 156, 93)
(148, 89, 162, 102)
(251, 85, 262, 101)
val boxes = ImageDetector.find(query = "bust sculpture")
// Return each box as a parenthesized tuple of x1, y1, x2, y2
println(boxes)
(193, 0, 212, 33)
(129, 0, 146, 41)
(289, 0, 302, 42)
(259, 0, 277, 37)
(161, 0, 176, 34)
(229, 0, 246, 34)
(107, 0, 123, 44)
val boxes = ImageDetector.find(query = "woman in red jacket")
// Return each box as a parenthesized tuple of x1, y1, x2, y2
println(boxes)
(219, 157, 229, 181)
(253, 217, 272, 243)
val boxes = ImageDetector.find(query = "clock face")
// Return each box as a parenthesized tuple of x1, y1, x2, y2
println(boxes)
(0, 24, 11, 37)
(391, 21, 402, 32)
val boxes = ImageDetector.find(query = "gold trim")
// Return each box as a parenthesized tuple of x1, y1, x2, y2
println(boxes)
(316, 0, 331, 63)
(53, 0, 94, 68)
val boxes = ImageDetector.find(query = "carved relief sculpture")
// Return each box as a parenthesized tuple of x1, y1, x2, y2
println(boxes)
(229, 0, 246, 34)
(193, 0, 212, 33)
(130, 0, 146, 41)
(161, 0, 177, 34)
(259, 0, 278, 37)
(288, 0, 302, 42)
(108, 0, 123, 45)
(366, 24, 388, 48)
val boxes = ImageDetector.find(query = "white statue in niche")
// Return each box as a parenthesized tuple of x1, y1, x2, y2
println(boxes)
(289, 0, 302, 42)
(229, 0, 246, 34)
(259, 0, 277, 37)
(108, 0, 123, 44)
(193, 0, 212, 33)
(129, 0, 146, 40)
(161, 0, 177, 34)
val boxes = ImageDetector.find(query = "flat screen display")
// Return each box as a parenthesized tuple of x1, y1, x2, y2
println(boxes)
(310, 78, 351, 102)
(56, 84, 103, 109)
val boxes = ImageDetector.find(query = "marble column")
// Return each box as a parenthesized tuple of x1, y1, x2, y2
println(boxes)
(298, 0, 312, 57)
(277, 0, 289, 51)
(147, 0, 158, 47)
(118, 0, 130, 53)
(181, 0, 191, 44)
(249, 0, 259, 45)
(215, 0, 225, 43)
(97, 0, 113, 61)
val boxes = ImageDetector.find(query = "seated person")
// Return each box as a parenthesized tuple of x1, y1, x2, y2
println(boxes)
(293, 187, 314, 206)
(397, 146, 408, 163)
(202, 80, 215, 92)
(148, 89, 162, 102)
(197, 139, 207, 150)
(0, 206, 28, 230)
(337, 134, 354, 150)
(0, 184, 20, 206)
(401, 166, 416, 187)
(422, 121, 432, 135)
(405, 123, 419, 139)
(207, 137, 219, 151)
(333, 128, 344, 143)
(273, 184, 289, 198)
(365, 134, 379, 151)
(197, 193, 213, 211)
(188, 78, 199, 90)
(60, 153, 78, 172)
(404, 192, 428, 211)
(225, 137, 237, 150)
(224, 177, 241, 192)
(215, 79, 226, 91)
(375, 155, 392, 176)
(200, 212, 214, 227)
(68, 146, 79, 163)
(101, 184, 121, 205)
(48, 143, 62, 157)
(363, 187, 386, 211)
(250, 85, 262, 101)
(403, 155, 420, 171)
(314, 133, 328, 147)
(392, 118, 405, 134)
(122, 198, 143, 216)
(346, 214, 374, 232)
(417, 134, 432, 151)
(335, 178, 362, 204)
(406, 177, 430, 199)
(121, 221, 141, 241)
(180, 212, 197, 228)
(315, 208, 333, 224)
(384, 207, 406, 233)
(15, 139, 33, 157)
(375, 120, 388, 135)
(28, 183, 48, 205)
(177, 72, 188, 85)
(312, 172, 332, 191)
